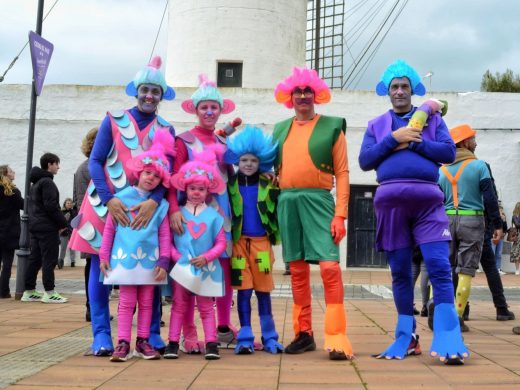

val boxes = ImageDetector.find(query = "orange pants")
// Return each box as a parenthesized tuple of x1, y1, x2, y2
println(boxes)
(290, 260, 353, 355)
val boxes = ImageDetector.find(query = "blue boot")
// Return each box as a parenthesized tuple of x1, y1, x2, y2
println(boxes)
(430, 303, 469, 365)
(256, 291, 283, 354)
(89, 255, 113, 355)
(375, 314, 415, 360)
(235, 289, 254, 354)
(260, 315, 283, 354)
(235, 326, 255, 354)
(148, 286, 166, 352)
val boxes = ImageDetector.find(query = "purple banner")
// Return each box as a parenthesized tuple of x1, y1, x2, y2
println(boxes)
(29, 31, 54, 96)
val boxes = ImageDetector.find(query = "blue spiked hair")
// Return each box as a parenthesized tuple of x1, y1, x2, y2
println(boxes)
(375, 59, 425, 96)
(224, 125, 278, 173)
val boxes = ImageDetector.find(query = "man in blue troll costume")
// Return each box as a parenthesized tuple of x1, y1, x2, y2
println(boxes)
(70, 56, 175, 355)
(359, 59, 469, 365)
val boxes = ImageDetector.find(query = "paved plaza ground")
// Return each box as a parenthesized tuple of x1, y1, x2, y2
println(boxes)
(1, 266, 520, 389)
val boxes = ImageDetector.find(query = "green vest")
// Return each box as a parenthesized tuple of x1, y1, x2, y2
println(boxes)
(227, 174, 280, 245)
(272, 115, 346, 174)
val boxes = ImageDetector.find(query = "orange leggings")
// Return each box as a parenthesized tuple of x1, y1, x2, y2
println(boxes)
(289, 260, 344, 335)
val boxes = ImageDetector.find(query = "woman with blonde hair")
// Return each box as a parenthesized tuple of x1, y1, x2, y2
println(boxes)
(509, 202, 520, 275)
(0, 165, 24, 298)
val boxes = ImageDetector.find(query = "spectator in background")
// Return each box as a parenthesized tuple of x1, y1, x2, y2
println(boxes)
(22, 153, 68, 303)
(0, 165, 24, 299)
(493, 204, 508, 273)
(58, 198, 77, 269)
(73, 127, 98, 321)
(510, 202, 520, 275)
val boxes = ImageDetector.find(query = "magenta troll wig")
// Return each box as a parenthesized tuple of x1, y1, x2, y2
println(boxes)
(125, 129, 175, 188)
(274, 66, 331, 108)
(170, 145, 226, 194)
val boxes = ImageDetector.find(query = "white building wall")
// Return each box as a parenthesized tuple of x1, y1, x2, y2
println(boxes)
(165, 0, 307, 88)
(1, 85, 519, 270)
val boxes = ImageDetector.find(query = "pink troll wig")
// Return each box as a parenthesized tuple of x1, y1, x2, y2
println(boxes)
(126, 129, 175, 188)
(170, 145, 225, 194)
(274, 66, 331, 108)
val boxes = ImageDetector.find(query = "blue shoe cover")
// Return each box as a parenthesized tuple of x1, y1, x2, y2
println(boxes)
(260, 315, 283, 354)
(430, 303, 469, 362)
(92, 332, 113, 356)
(90, 299, 113, 355)
(375, 314, 413, 360)
(149, 331, 166, 351)
(234, 326, 255, 354)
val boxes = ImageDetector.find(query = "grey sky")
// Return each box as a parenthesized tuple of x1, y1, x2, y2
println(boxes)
(1, 0, 519, 92)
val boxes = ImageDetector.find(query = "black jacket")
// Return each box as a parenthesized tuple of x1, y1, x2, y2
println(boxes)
(0, 184, 24, 249)
(28, 167, 67, 234)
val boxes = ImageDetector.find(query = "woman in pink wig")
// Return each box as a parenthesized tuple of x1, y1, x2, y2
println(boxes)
(169, 74, 238, 352)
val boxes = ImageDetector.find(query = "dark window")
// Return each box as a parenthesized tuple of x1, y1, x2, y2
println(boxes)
(217, 62, 242, 87)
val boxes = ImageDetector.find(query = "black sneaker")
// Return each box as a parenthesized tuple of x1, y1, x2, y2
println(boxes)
(71, 261, 75, 268)
(205, 342, 220, 360)
(496, 308, 515, 321)
(420, 305, 428, 317)
(284, 331, 316, 354)
(329, 350, 348, 360)
(445, 356, 465, 365)
(413, 304, 420, 316)
(164, 342, 179, 359)
(57, 259, 64, 270)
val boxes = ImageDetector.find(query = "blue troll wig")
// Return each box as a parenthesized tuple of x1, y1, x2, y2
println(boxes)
(375, 59, 426, 96)
(125, 56, 175, 101)
(224, 125, 278, 173)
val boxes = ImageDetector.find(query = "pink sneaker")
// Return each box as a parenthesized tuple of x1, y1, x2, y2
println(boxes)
(110, 341, 131, 362)
(134, 338, 160, 360)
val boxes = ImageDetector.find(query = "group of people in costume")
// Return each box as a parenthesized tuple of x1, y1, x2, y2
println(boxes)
(69, 55, 470, 365)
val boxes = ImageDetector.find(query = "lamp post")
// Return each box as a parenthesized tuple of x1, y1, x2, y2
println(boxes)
(15, 0, 45, 300)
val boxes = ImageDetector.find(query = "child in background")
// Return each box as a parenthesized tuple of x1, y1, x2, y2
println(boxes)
(99, 130, 174, 362)
(224, 126, 284, 354)
(164, 149, 227, 360)
(58, 198, 77, 269)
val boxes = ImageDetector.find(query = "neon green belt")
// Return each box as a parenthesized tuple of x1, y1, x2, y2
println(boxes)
(446, 209, 484, 216)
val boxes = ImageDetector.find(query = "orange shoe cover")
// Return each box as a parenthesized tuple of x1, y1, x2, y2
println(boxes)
(324, 303, 354, 358)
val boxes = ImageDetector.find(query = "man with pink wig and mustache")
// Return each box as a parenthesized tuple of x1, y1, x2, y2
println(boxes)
(273, 67, 353, 360)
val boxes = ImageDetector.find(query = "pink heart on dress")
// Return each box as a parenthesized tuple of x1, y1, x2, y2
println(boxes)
(187, 221, 207, 239)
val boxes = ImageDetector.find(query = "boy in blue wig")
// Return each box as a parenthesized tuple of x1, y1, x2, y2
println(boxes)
(224, 126, 284, 354)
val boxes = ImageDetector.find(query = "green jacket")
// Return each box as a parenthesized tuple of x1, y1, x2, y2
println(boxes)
(228, 174, 280, 245)
(272, 115, 346, 174)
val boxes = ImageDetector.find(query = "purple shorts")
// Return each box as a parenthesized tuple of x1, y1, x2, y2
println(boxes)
(374, 180, 451, 251)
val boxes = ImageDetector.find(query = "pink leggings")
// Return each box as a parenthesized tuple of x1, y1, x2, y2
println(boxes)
(169, 281, 217, 343)
(181, 257, 232, 342)
(117, 285, 154, 342)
